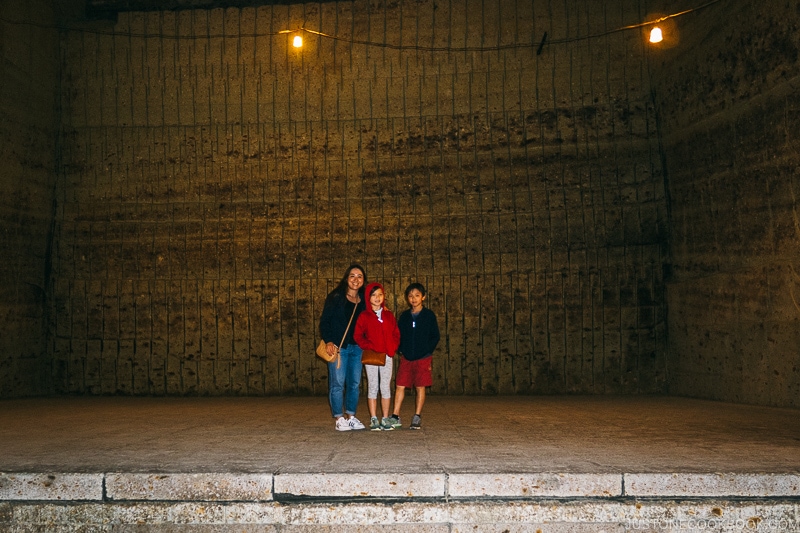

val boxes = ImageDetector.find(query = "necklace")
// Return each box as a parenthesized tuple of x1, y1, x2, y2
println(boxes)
(346, 292, 360, 303)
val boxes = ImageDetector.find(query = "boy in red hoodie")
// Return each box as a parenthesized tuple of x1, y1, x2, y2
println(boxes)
(354, 282, 400, 431)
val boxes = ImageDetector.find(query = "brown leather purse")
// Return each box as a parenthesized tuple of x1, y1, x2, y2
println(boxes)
(315, 340, 335, 362)
(361, 349, 387, 366)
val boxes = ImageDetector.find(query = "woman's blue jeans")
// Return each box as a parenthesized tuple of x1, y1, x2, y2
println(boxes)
(328, 343, 362, 418)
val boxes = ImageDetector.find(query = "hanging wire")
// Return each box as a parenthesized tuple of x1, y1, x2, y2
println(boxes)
(282, 0, 723, 51)
(0, 0, 724, 52)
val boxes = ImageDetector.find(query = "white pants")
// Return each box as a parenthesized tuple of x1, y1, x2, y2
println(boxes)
(365, 355, 392, 399)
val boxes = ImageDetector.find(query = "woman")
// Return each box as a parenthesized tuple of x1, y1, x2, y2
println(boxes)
(319, 264, 368, 431)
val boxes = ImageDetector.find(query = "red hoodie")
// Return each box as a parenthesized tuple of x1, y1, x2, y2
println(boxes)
(354, 282, 401, 356)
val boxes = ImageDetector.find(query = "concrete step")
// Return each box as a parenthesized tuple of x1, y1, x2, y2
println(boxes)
(3, 497, 799, 531)
(2, 472, 799, 530)
(3, 472, 800, 501)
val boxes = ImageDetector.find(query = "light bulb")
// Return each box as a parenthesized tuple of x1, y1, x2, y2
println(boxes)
(293, 35, 303, 48)
(649, 27, 663, 43)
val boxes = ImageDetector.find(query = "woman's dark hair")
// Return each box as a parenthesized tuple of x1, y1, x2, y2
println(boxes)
(404, 282, 426, 298)
(333, 264, 367, 297)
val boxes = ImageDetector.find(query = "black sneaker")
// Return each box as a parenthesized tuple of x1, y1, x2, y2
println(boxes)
(410, 414, 421, 430)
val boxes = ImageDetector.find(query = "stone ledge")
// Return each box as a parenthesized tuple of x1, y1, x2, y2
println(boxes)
(624, 473, 800, 497)
(106, 473, 274, 501)
(448, 473, 622, 498)
(274, 473, 445, 498)
(3, 472, 800, 502)
(0, 473, 103, 501)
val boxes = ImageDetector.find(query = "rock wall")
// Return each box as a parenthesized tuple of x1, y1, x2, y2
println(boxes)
(0, 0, 61, 397)
(50, 0, 669, 395)
(653, 0, 800, 406)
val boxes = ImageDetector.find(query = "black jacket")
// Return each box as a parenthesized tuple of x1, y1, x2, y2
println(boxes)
(397, 307, 440, 361)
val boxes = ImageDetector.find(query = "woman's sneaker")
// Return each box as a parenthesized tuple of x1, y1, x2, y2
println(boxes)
(335, 416, 351, 431)
(381, 417, 395, 431)
(370, 417, 381, 431)
(410, 414, 422, 430)
(348, 416, 366, 430)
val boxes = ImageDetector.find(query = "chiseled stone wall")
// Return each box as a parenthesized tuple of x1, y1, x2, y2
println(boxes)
(51, 0, 669, 395)
(653, 0, 800, 407)
(0, 0, 61, 397)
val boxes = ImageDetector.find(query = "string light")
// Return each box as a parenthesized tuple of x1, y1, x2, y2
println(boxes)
(272, 0, 721, 52)
(649, 27, 664, 43)
(292, 34, 303, 48)
(0, 0, 722, 53)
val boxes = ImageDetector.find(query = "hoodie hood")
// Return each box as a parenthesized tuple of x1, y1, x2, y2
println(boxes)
(364, 282, 385, 311)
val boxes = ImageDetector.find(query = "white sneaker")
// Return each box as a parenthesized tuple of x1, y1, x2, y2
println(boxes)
(335, 416, 351, 431)
(348, 416, 366, 430)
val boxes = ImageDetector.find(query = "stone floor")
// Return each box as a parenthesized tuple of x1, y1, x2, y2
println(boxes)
(1, 394, 799, 475)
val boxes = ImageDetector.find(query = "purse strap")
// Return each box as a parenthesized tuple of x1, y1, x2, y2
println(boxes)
(334, 297, 359, 369)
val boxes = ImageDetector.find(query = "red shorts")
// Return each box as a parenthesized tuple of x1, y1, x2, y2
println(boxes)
(395, 356, 433, 388)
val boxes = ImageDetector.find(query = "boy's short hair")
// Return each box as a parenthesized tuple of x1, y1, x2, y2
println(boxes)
(404, 282, 426, 299)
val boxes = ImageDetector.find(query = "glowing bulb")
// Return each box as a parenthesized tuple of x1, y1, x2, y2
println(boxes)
(649, 27, 663, 43)
(293, 35, 303, 48)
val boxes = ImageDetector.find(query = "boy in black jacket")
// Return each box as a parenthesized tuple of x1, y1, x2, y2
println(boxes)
(389, 283, 440, 430)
